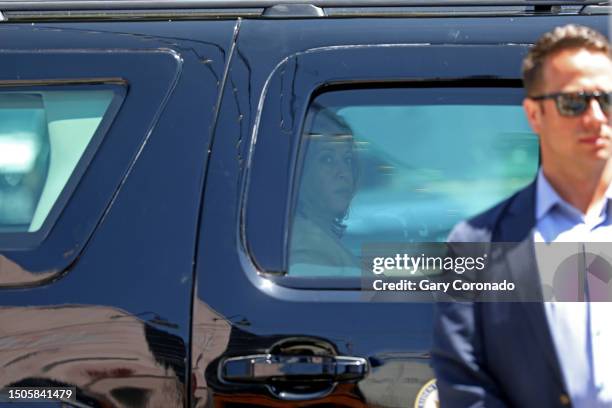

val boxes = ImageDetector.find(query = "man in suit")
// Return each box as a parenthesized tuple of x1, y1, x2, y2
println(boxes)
(431, 25, 612, 407)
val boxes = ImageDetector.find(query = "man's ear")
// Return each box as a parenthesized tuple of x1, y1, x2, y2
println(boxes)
(523, 98, 543, 135)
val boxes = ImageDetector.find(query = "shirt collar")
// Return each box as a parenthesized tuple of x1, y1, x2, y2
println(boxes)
(535, 169, 560, 221)
(535, 168, 612, 222)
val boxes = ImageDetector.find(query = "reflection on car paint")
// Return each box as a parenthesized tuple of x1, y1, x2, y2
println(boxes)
(0, 306, 184, 407)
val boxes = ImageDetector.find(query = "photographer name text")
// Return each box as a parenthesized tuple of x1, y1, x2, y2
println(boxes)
(372, 279, 515, 292)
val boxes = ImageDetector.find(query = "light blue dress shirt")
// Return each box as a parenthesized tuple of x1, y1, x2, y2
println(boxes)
(534, 169, 612, 408)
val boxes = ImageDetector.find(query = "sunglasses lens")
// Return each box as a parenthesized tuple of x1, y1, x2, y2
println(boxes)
(556, 94, 587, 116)
(595, 93, 612, 113)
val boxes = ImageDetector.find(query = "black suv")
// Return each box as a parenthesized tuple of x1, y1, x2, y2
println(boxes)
(0, 1, 608, 407)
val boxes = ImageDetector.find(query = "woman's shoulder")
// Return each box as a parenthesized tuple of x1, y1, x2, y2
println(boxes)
(289, 215, 359, 272)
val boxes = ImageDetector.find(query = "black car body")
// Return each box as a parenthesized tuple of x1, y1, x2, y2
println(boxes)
(0, 1, 609, 407)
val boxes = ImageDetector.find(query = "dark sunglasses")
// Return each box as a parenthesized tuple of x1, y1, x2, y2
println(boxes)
(530, 91, 612, 117)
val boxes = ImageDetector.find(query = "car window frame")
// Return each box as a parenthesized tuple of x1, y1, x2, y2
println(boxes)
(0, 49, 182, 289)
(242, 43, 532, 292)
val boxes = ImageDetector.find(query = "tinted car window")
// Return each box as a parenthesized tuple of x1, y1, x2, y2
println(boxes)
(0, 89, 117, 234)
(288, 87, 539, 277)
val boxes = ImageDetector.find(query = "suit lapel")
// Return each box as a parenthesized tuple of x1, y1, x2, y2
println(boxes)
(495, 184, 541, 302)
(495, 181, 567, 390)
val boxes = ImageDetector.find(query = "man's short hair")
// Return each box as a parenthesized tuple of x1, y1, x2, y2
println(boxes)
(522, 24, 611, 95)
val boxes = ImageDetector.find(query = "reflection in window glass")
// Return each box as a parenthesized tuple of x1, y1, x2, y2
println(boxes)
(0, 90, 115, 233)
(289, 88, 538, 277)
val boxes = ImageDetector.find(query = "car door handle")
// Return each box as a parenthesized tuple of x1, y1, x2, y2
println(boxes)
(220, 354, 368, 383)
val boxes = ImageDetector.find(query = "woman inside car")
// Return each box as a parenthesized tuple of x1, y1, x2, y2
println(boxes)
(289, 104, 361, 277)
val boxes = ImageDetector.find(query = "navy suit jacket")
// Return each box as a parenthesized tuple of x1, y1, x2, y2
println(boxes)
(431, 181, 573, 408)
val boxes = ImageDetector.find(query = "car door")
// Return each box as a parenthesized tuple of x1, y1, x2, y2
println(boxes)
(194, 15, 609, 408)
(0, 20, 236, 407)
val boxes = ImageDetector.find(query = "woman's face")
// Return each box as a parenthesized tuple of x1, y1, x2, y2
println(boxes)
(301, 134, 355, 220)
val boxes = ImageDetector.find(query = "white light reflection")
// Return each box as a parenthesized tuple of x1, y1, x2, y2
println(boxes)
(260, 278, 274, 291)
(0, 135, 38, 173)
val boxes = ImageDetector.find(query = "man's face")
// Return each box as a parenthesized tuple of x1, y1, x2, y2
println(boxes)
(523, 48, 612, 173)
